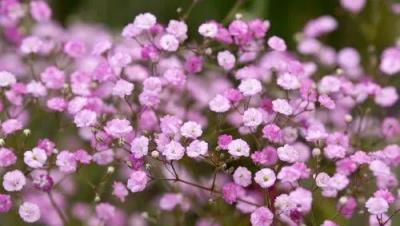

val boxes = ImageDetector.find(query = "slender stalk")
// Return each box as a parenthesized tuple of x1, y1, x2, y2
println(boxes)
(47, 192, 68, 225)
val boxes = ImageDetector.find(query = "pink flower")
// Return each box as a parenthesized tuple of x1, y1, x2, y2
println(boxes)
(112, 79, 134, 97)
(262, 124, 282, 143)
(0, 71, 16, 87)
(24, 147, 47, 168)
(127, 170, 148, 193)
(74, 109, 97, 128)
(198, 22, 218, 38)
(185, 55, 203, 73)
(209, 94, 231, 113)
(251, 147, 278, 166)
(318, 94, 335, 110)
(133, 12, 156, 30)
(64, 40, 86, 58)
(19, 202, 40, 223)
(268, 36, 286, 51)
(382, 117, 400, 137)
(365, 197, 389, 214)
(228, 139, 250, 157)
(96, 203, 115, 221)
(180, 121, 203, 139)
(163, 140, 185, 160)
(277, 73, 300, 90)
(159, 193, 184, 210)
(222, 182, 244, 204)
(2, 119, 23, 135)
(254, 168, 276, 188)
(243, 108, 263, 127)
(374, 86, 398, 107)
(250, 207, 273, 226)
(74, 149, 92, 164)
(30, 1, 51, 22)
(40, 66, 65, 89)
(104, 119, 133, 138)
(380, 48, 400, 75)
(186, 140, 208, 158)
(130, 136, 149, 158)
(47, 97, 67, 112)
(272, 99, 293, 116)
(93, 149, 114, 165)
(238, 79, 262, 96)
(0, 194, 12, 213)
(159, 34, 179, 52)
(217, 134, 232, 150)
(340, 0, 365, 13)
(337, 196, 357, 219)
(112, 182, 129, 202)
(3, 170, 26, 192)
(277, 144, 299, 163)
(166, 20, 188, 41)
(217, 50, 235, 70)
(233, 166, 252, 187)
(0, 148, 16, 167)
(56, 151, 77, 173)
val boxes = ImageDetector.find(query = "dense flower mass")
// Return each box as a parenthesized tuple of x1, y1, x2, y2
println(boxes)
(0, 0, 400, 226)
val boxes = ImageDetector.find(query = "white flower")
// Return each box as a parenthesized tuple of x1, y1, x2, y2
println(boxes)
(24, 148, 47, 168)
(238, 79, 262, 96)
(133, 12, 156, 30)
(209, 94, 231, 113)
(242, 108, 263, 127)
(318, 76, 341, 94)
(272, 99, 293, 115)
(74, 109, 97, 128)
(254, 168, 276, 188)
(112, 79, 134, 97)
(160, 34, 179, 52)
(180, 121, 202, 139)
(19, 202, 41, 223)
(277, 144, 299, 163)
(217, 50, 236, 70)
(186, 140, 208, 158)
(130, 136, 149, 158)
(163, 141, 185, 160)
(365, 197, 389, 215)
(198, 23, 218, 38)
(277, 73, 300, 90)
(233, 166, 252, 187)
(0, 71, 16, 87)
(228, 139, 250, 157)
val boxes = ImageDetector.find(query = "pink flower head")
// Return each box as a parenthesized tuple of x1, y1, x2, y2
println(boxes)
(217, 134, 232, 150)
(3, 169, 26, 192)
(64, 40, 86, 58)
(19, 202, 41, 223)
(0, 148, 16, 167)
(104, 118, 133, 138)
(30, 1, 51, 22)
(222, 182, 244, 204)
(250, 207, 273, 226)
(0, 194, 12, 213)
(268, 36, 287, 51)
(127, 170, 148, 193)
(112, 181, 129, 202)
(2, 118, 23, 135)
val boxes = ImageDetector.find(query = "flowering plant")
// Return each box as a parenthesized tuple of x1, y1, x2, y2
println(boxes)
(0, 0, 400, 226)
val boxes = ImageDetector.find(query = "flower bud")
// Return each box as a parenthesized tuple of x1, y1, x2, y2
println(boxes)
(312, 148, 321, 156)
(23, 129, 31, 136)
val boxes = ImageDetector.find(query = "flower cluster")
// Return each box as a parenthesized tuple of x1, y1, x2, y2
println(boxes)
(0, 0, 400, 226)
